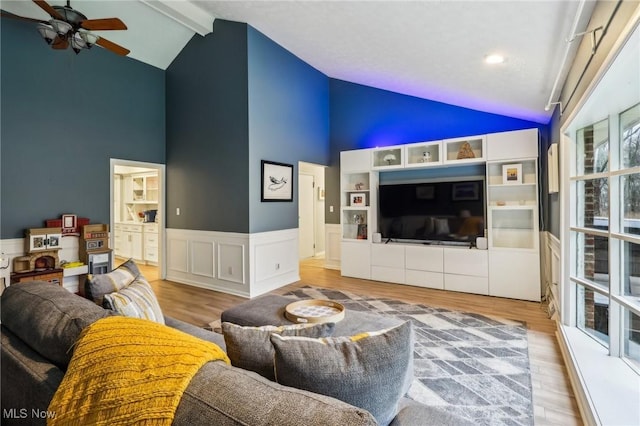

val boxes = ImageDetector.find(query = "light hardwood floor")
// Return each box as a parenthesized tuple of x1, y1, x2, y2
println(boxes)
(146, 257, 582, 426)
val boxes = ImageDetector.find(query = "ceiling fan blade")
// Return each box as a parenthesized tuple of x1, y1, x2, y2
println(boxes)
(51, 36, 69, 50)
(81, 18, 127, 31)
(33, 0, 64, 20)
(95, 36, 130, 56)
(1, 11, 46, 24)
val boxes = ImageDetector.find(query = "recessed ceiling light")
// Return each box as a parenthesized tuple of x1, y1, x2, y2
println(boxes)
(485, 54, 505, 64)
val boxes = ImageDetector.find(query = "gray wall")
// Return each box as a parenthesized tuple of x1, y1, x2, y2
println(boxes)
(165, 20, 250, 233)
(0, 18, 165, 239)
(247, 26, 330, 233)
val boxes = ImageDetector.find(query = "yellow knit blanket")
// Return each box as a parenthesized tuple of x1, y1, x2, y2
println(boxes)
(48, 316, 229, 426)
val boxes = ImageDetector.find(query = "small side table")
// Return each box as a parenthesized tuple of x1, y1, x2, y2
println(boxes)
(10, 268, 64, 286)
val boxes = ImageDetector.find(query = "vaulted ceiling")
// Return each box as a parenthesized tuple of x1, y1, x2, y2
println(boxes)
(1, 1, 597, 124)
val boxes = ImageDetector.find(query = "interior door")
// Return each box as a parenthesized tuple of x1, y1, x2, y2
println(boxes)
(299, 173, 315, 259)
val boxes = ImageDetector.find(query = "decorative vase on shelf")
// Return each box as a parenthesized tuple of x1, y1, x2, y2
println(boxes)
(383, 153, 397, 165)
(421, 151, 432, 162)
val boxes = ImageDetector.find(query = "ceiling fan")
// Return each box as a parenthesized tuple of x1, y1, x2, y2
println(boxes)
(1, 0, 130, 56)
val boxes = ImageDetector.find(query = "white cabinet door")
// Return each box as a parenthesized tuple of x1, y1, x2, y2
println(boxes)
(341, 149, 371, 172)
(489, 250, 541, 301)
(487, 128, 538, 161)
(341, 242, 371, 279)
(130, 231, 143, 261)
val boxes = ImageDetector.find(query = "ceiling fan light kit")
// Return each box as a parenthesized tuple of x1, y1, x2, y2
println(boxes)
(36, 23, 57, 44)
(2, 0, 129, 56)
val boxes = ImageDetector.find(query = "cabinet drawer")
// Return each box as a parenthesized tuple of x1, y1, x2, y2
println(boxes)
(144, 223, 159, 233)
(406, 246, 443, 272)
(371, 266, 405, 284)
(405, 270, 444, 289)
(371, 245, 404, 268)
(144, 248, 158, 262)
(121, 224, 142, 233)
(144, 234, 158, 247)
(444, 274, 488, 295)
(444, 248, 487, 277)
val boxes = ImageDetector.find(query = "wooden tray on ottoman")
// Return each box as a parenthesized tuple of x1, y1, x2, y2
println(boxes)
(284, 300, 345, 324)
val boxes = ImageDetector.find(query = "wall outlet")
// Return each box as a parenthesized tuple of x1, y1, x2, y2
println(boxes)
(176, 207, 180, 216)
(329, 205, 334, 213)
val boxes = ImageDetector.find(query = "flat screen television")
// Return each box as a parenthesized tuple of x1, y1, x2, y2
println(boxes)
(378, 179, 485, 244)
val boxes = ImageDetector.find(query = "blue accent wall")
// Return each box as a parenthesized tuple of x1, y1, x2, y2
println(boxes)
(0, 18, 165, 239)
(165, 20, 250, 233)
(326, 79, 550, 224)
(247, 26, 329, 233)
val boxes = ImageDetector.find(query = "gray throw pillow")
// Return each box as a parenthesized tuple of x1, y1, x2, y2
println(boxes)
(270, 321, 413, 426)
(102, 276, 165, 324)
(85, 258, 140, 305)
(222, 322, 335, 381)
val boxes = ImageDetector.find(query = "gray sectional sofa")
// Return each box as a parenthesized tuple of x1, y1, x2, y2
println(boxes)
(0, 281, 470, 425)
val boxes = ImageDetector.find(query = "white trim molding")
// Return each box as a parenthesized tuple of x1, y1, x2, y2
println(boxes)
(165, 228, 299, 298)
(324, 224, 341, 270)
(139, 0, 215, 36)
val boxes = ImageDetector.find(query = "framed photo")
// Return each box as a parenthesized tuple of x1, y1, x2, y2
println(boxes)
(502, 163, 522, 184)
(350, 193, 366, 206)
(261, 160, 293, 202)
(357, 224, 368, 240)
(452, 181, 480, 201)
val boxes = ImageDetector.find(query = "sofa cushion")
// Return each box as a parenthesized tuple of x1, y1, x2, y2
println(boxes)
(174, 360, 377, 426)
(270, 321, 414, 426)
(102, 276, 164, 324)
(0, 281, 114, 369)
(222, 322, 335, 380)
(85, 258, 140, 305)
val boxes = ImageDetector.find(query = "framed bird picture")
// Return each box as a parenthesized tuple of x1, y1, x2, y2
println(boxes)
(261, 160, 294, 202)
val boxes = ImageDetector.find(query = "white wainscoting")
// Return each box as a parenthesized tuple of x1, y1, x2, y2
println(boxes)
(165, 228, 299, 298)
(324, 224, 341, 270)
(540, 231, 561, 319)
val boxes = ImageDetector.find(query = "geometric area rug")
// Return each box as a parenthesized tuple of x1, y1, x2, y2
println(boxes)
(283, 286, 534, 426)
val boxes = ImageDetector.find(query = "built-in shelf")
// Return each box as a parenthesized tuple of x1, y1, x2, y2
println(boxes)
(338, 128, 541, 302)
(444, 135, 486, 164)
(405, 141, 442, 167)
(372, 147, 403, 170)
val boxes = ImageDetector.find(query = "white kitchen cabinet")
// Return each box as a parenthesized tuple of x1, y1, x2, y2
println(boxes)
(144, 223, 159, 264)
(114, 223, 143, 261)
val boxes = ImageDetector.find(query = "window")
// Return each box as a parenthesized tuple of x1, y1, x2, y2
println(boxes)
(561, 20, 640, 422)
(568, 103, 640, 361)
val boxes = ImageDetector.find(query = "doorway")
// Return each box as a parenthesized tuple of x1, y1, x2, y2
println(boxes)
(298, 162, 326, 260)
(111, 159, 165, 281)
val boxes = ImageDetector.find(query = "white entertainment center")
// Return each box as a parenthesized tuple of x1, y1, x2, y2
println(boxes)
(340, 128, 541, 302)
